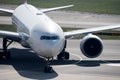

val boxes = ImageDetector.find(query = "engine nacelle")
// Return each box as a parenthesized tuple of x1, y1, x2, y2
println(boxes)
(20, 33, 30, 48)
(80, 34, 103, 58)
(21, 40, 30, 48)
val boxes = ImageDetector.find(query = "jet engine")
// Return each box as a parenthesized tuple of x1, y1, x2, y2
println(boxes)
(80, 34, 103, 58)
(20, 33, 30, 48)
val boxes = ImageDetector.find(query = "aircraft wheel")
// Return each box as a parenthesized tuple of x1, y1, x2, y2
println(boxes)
(5, 51, 11, 60)
(44, 66, 53, 73)
(64, 52, 70, 60)
(57, 53, 64, 60)
(0, 52, 3, 59)
(57, 51, 70, 60)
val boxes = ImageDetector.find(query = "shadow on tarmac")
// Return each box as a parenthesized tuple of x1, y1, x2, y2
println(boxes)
(0, 48, 120, 79)
(0, 48, 58, 80)
(77, 60, 120, 67)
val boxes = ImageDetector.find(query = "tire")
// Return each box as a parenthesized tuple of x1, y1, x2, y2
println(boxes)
(57, 51, 70, 60)
(64, 52, 70, 60)
(44, 66, 53, 73)
(44, 66, 48, 73)
(5, 51, 11, 60)
(0, 52, 3, 59)
(57, 53, 63, 60)
(48, 67, 53, 73)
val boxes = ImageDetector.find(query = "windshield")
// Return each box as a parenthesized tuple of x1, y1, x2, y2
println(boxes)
(40, 35, 59, 40)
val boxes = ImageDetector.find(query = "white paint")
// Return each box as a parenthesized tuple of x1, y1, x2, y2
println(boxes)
(53, 53, 82, 68)
(107, 63, 120, 67)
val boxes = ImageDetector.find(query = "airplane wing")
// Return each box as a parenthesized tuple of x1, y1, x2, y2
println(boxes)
(64, 24, 120, 38)
(0, 8, 14, 14)
(0, 30, 21, 42)
(40, 5, 74, 13)
(0, 5, 73, 13)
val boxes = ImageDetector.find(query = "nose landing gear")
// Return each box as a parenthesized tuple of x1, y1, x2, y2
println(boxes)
(57, 39, 70, 60)
(44, 57, 53, 73)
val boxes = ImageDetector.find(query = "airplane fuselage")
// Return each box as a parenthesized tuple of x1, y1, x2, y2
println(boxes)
(12, 4, 65, 57)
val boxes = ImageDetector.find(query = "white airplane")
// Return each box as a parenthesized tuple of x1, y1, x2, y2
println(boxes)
(0, 0, 120, 73)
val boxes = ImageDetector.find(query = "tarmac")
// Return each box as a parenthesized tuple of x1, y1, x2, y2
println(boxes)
(0, 4, 120, 80)
(0, 39, 120, 80)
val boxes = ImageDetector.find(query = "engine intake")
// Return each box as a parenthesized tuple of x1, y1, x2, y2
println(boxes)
(80, 34, 103, 58)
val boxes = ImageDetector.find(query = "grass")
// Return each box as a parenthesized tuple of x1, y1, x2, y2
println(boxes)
(0, 12, 12, 16)
(0, 24, 16, 32)
(0, 0, 120, 14)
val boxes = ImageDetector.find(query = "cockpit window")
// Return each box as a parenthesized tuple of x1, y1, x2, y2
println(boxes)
(40, 35, 59, 40)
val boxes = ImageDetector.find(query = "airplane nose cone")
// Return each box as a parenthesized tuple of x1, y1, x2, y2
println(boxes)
(30, 24, 65, 57)
(43, 39, 64, 57)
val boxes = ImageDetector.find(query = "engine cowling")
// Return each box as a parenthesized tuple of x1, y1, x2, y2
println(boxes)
(80, 34, 103, 58)
(20, 33, 30, 48)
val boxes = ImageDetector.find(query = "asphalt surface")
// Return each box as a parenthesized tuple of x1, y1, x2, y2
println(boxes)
(0, 39, 120, 80)
(47, 11, 120, 28)
(0, 4, 120, 80)
(0, 11, 120, 29)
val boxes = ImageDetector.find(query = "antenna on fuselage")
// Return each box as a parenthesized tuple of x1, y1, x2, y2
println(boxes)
(23, 0, 27, 4)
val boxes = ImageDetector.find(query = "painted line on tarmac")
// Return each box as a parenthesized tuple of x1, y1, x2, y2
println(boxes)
(53, 53, 82, 68)
(106, 63, 120, 67)
(94, 58, 120, 67)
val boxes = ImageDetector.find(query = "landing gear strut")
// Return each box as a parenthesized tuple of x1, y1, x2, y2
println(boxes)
(57, 51, 70, 60)
(57, 40, 70, 60)
(44, 57, 53, 73)
(0, 38, 13, 59)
